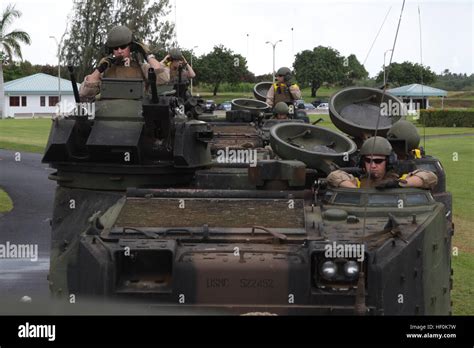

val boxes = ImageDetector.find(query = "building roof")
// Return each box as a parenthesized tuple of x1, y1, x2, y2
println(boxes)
(388, 83, 447, 97)
(4, 73, 80, 95)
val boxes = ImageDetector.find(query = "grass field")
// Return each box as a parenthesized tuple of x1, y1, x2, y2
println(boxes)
(0, 118, 472, 314)
(0, 188, 13, 213)
(0, 118, 52, 153)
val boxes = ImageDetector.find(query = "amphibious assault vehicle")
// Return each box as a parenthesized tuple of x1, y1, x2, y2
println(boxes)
(42, 71, 453, 315)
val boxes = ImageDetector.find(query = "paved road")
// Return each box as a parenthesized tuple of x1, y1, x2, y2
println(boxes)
(0, 149, 56, 301)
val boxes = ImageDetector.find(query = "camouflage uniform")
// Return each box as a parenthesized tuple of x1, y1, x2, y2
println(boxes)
(79, 62, 169, 99)
(265, 67, 301, 108)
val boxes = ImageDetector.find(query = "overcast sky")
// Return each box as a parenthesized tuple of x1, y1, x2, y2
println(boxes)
(4, 0, 473, 77)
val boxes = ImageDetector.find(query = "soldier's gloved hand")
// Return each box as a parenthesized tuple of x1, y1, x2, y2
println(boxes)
(96, 55, 115, 73)
(375, 179, 402, 189)
(132, 41, 151, 58)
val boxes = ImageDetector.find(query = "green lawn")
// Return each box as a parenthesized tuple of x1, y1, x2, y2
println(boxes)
(0, 188, 13, 213)
(424, 137, 474, 220)
(451, 252, 474, 315)
(423, 136, 474, 315)
(0, 118, 51, 153)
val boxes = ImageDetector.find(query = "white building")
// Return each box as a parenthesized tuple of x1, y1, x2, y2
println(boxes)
(3, 73, 80, 118)
(387, 83, 448, 115)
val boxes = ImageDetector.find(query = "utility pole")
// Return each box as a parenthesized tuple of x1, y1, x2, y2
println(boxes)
(265, 40, 283, 82)
(190, 45, 198, 94)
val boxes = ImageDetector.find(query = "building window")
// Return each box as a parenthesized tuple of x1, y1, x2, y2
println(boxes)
(48, 96, 59, 106)
(40, 96, 46, 107)
(9, 96, 20, 107)
(21, 96, 27, 107)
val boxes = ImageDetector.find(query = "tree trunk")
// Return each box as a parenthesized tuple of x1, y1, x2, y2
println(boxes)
(213, 82, 220, 96)
(0, 63, 5, 119)
(311, 81, 321, 98)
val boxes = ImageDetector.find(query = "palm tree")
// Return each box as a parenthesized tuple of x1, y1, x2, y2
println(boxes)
(0, 4, 31, 118)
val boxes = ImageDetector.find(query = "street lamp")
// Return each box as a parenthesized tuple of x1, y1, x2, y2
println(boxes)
(246, 33, 249, 58)
(49, 36, 61, 102)
(383, 49, 393, 88)
(190, 45, 198, 94)
(265, 40, 283, 82)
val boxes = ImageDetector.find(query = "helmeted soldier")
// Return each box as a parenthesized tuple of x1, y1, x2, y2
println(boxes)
(273, 101, 289, 119)
(265, 67, 301, 108)
(79, 25, 169, 99)
(387, 120, 423, 159)
(327, 136, 438, 189)
(161, 47, 196, 84)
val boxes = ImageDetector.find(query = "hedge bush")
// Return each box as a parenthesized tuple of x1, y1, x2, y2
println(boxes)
(419, 109, 474, 127)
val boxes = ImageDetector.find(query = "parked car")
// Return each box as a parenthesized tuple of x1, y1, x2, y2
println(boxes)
(203, 100, 217, 113)
(311, 99, 328, 108)
(294, 99, 305, 107)
(316, 102, 329, 109)
(217, 101, 232, 111)
(304, 103, 316, 110)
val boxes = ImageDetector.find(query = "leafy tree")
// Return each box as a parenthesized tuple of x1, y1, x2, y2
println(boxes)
(341, 54, 368, 86)
(193, 45, 250, 96)
(3, 61, 35, 82)
(375, 61, 436, 87)
(62, 0, 175, 82)
(3, 60, 71, 82)
(0, 4, 31, 118)
(432, 71, 473, 91)
(293, 46, 345, 97)
(255, 73, 273, 82)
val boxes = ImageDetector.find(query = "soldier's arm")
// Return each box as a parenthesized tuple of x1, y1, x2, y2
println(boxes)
(141, 62, 170, 85)
(184, 64, 196, 79)
(266, 87, 275, 108)
(400, 170, 438, 189)
(79, 72, 101, 98)
(147, 56, 166, 73)
(290, 84, 302, 100)
(327, 170, 358, 188)
(180, 56, 196, 79)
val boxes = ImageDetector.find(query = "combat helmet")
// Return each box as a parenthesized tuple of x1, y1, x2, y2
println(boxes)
(169, 48, 183, 60)
(274, 102, 289, 115)
(387, 120, 421, 151)
(106, 26, 133, 48)
(276, 67, 292, 76)
(360, 136, 392, 156)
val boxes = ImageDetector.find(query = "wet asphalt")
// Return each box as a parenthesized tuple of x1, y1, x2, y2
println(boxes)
(0, 149, 56, 301)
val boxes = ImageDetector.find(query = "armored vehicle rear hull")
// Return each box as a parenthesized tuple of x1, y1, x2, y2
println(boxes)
(48, 184, 452, 315)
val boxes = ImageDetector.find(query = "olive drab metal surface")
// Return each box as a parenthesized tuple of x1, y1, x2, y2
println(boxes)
(231, 98, 270, 117)
(329, 87, 406, 139)
(253, 82, 273, 102)
(42, 78, 453, 315)
(269, 123, 357, 174)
